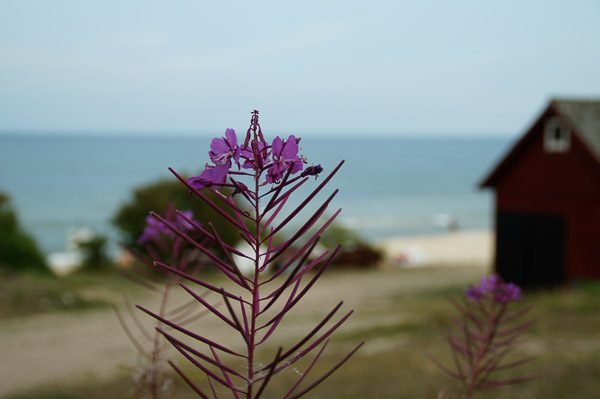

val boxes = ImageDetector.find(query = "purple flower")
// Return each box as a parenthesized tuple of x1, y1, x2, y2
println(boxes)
(138, 210, 196, 244)
(495, 282, 522, 304)
(466, 286, 485, 301)
(188, 129, 242, 191)
(240, 140, 268, 170)
(466, 274, 522, 304)
(188, 163, 229, 190)
(480, 274, 499, 292)
(266, 135, 304, 183)
(138, 215, 171, 244)
(176, 210, 195, 230)
(209, 128, 240, 167)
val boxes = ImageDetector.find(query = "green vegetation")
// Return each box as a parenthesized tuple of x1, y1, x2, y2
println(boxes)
(319, 221, 365, 248)
(112, 178, 241, 248)
(321, 221, 383, 268)
(0, 192, 47, 273)
(0, 272, 140, 319)
(77, 234, 111, 272)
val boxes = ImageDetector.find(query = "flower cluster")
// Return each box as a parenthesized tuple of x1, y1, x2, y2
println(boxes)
(188, 112, 321, 190)
(466, 274, 522, 304)
(138, 210, 196, 245)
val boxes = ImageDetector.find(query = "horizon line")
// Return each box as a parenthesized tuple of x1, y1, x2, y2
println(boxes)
(0, 128, 515, 139)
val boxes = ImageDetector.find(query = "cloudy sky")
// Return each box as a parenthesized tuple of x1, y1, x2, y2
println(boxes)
(1, 0, 599, 136)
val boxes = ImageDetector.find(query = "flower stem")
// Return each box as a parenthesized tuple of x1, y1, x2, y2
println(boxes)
(465, 301, 506, 398)
(246, 166, 262, 399)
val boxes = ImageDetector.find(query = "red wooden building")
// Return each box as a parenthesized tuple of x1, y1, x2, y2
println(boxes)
(481, 98, 600, 287)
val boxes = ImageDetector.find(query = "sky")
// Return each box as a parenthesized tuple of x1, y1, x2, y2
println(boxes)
(1, 0, 599, 136)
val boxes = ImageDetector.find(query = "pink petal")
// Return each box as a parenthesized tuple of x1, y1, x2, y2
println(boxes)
(271, 136, 283, 156)
(225, 128, 237, 148)
(282, 135, 299, 160)
(210, 137, 229, 155)
(189, 163, 230, 189)
(205, 163, 230, 184)
(289, 159, 304, 174)
(233, 147, 241, 167)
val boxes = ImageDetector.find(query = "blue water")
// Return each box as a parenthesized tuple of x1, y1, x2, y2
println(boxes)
(0, 134, 510, 253)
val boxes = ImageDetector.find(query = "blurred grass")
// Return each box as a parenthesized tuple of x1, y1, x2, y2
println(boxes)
(4, 269, 600, 399)
(0, 271, 140, 319)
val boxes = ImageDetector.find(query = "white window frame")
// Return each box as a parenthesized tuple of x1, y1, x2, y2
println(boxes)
(544, 116, 571, 153)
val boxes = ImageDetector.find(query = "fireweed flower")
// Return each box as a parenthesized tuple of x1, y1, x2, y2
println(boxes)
(190, 125, 310, 188)
(240, 140, 268, 170)
(266, 135, 304, 183)
(466, 274, 522, 303)
(495, 282, 522, 304)
(432, 275, 534, 398)
(188, 129, 240, 190)
(188, 163, 230, 190)
(138, 215, 171, 244)
(122, 207, 211, 399)
(135, 110, 362, 399)
(138, 210, 196, 244)
(209, 128, 241, 167)
(175, 210, 195, 229)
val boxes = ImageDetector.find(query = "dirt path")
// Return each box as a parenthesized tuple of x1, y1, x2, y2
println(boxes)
(0, 267, 484, 397)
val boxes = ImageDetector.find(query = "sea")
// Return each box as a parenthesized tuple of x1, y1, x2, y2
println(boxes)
(0, 134, 511, 254)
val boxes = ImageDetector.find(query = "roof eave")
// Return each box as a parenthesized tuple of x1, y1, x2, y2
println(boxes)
(478, 103, 554, 189)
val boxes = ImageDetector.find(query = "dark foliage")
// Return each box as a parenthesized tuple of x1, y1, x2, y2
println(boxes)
(320, 223, 383, 268)
(0, 192, 47, 272)
(78, 234, 111, 272)
(331, 243, 382, 268)
(112, 179, 241, 250)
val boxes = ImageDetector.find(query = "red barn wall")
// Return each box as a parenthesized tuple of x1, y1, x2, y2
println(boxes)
(494, 114, 600, 280)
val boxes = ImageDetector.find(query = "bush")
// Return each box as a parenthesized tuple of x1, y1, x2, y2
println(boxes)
(321, 222, 383, 268)
(0, 192, 48, 272)
(112, 178, 241, 249)
(332, 242, 383, 268)
(78, 234, 111, 272)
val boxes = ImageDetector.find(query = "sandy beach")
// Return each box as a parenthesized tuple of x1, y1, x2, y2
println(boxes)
(378, 229, 494, 268)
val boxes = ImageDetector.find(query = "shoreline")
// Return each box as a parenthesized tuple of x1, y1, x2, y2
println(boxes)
(377, 229, 493, 268)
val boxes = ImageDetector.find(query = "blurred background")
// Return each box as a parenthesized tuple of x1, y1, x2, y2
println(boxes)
(1, 1, 599, 398)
